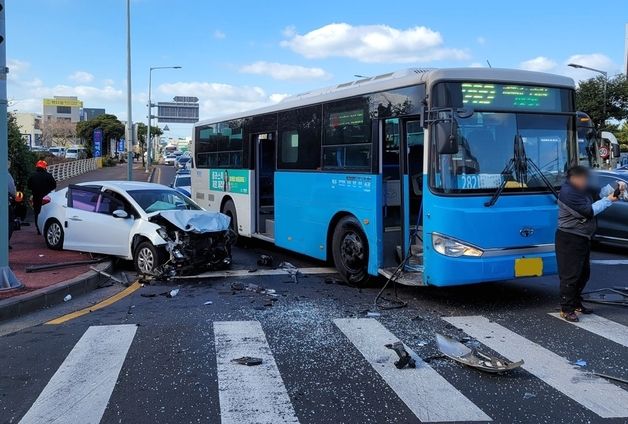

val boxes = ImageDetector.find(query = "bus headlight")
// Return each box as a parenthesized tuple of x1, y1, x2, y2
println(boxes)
(432, 233, 483, 257)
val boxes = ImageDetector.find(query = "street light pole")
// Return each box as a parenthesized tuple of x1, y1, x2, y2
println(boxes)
(568, 63, 608, 127)
(146, 66, 181, 173)
(126, 0, 133, 181)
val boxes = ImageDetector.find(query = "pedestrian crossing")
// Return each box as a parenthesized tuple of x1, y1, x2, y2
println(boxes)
(13, 313, 628, 423)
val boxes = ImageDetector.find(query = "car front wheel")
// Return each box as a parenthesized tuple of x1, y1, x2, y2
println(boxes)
(44, 219, 64, 250)
(134, 241, 162, 275)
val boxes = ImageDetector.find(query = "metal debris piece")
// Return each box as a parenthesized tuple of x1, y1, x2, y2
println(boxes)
(385, 341, 416, 369)
(592, 372, 628, 385)
(204, 300, 213, 305)
(257, 255, 274, 267)
(582, 287, 628, 307)
(89, 266, 125, 284)
(279, 261, 299, 283)
(436, 333, 523, 373)
(25, 258, 102, 273)
(366, 311, 381, 317)
(231, 356, 263, 366)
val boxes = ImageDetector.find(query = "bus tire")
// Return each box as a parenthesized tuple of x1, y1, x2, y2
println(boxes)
(221, 199, 239, 240)
(332, 216, 369, 285)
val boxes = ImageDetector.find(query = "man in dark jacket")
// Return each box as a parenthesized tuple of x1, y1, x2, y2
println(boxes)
(556, 165, 621, 322)
(27, 160, 56, 235)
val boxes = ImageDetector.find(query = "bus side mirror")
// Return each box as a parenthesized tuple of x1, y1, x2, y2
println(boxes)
(612, 144, 621, 158)
(435, 120, 459, 155)
(586, 129, 595, 141)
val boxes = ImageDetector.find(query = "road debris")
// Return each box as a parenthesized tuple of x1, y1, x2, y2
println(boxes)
(436, 333, 524, 373)
(63, 294, 72, 302)
(571, 359, 587, 367)
(385, 341, 416, 369)
(366, 311, 381, 317)
(523, 392, 537, 400)
(279, 261, 299, 283)
(89, 267, 125, 284)
(204, 300, 213, 305)
(231, 356, 263, 366)
(592, 372, 628, 385)
(582, 287, 628, 307)
(257, 254, 274, 267)
(25, 258, 103, 273)
(166, 289, 179, 298)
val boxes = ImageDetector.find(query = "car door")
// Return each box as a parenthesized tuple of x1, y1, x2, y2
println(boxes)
(63, 185, 106, 252)
(594, 175, 628, 242)
(93, 190, 137, 257)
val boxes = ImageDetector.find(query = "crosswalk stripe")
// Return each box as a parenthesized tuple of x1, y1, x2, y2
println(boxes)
(214, 321, 299, 424)
(334, 318, 491, 423)
(548, 313, 628, 348)
(444, 316, 628, 419)
(591, 259, 628, 265)
(19, 324, 137, 424)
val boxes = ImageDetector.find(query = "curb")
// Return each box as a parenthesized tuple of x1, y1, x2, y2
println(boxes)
(0, 261, 114, 322)
(147, 166, 156, 183)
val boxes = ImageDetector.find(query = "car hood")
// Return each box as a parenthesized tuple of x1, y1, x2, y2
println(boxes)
(150, 210, 231, 233)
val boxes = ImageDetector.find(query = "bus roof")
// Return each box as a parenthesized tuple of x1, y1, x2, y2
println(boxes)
(195, 67, 575, 127)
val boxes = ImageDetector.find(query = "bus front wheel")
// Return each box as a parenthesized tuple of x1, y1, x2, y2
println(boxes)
(221, 199, 239, 241)
(332, 216, 369, 284)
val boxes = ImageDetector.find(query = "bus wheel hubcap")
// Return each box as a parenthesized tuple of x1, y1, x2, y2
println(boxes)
(341, 232, 364, 271)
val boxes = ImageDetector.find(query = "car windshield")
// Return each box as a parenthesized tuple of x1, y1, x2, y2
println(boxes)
(127, 189, 200, 213)
(174, 176, 191, 187)
(431, 112, 572, 193)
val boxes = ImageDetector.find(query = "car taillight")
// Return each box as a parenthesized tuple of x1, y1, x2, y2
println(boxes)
(41, 196, 51, 205)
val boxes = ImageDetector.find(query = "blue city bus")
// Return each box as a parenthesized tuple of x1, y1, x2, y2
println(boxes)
(191, 68, 576, 286)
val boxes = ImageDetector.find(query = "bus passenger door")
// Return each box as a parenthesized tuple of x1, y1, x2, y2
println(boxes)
(254, 132, 276, 239)
(402, 118, 424, 271)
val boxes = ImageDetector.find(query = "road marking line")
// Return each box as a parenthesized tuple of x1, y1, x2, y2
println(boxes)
(176, 267, 337, 280)
(444, 315, 628, 418)
(214, 321, 299, 424)
(591, 259, 628, 265)
(46, 281, 141, 325)
(334, 318, 491, 423)
(548, 313, 628, 348)
(19, 325, 137, 424)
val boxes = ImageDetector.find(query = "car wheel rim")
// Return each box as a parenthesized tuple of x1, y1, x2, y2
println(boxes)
(340, 231, 365, 273)
(47, 223, 61, 246)
(137, 247, 155, 273)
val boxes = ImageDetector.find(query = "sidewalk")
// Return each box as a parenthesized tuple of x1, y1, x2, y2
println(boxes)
(0, 161, 152, 320)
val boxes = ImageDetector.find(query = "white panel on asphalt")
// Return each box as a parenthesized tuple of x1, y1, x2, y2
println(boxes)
(214, 321, 299, 424)
(444, 316, 628, 418)
(334, 318, 491, 423)
(19, 324, 137, 424)
(549, 313, 628, 348)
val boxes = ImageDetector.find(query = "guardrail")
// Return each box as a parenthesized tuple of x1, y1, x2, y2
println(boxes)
(47, 158, 100, 181)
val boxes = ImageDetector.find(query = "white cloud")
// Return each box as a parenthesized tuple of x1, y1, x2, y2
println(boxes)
(68, 71, 95, 84)
(476, 36, 486, 45)
(7, 59, 30, 80)
(213, 30, 226, 40)
(240, 61, 331, 81)
(158, 81, 285, 119)
(469, 62, 484, 68)
(564, 53, 616, 73)
(282, 25, 297, 37)
(35, 84, 124, 102)
(281, 23, 468, 63)
(520, 56, 557, 72)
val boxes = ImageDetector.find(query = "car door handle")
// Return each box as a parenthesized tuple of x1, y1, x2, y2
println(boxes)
(69, 216, 83, 222)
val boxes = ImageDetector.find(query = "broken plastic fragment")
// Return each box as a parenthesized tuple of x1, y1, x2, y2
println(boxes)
(63, 294, 72, 302)
(204, 300, 213, 305)
(572, 359, 587, 367)
(231, 356, 263, 366)
(385, 341, 416, 369)
(167, 289, 179, 298)
(436, 333, 523, 373)
(366, 311, 381, 317)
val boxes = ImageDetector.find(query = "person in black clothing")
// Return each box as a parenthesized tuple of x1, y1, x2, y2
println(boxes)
(27, 160, 57, 235)
(556, 166, 623, 322)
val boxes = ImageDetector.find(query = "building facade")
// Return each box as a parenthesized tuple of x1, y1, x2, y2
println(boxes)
(43, 96, 83, 123)
(82, 107, 106, 121)
(14, 112, 43, 147)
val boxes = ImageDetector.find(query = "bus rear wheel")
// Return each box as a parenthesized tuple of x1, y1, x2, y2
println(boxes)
(332, 216, 369, 284)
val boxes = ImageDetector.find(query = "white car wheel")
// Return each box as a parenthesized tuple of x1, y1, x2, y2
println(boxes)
(44, 219, 64, 250)
(134, 241, 161, 275)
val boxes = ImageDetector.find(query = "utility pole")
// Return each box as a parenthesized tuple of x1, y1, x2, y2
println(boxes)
(0, 0, 22, 289)
(126, 0, 133, 181)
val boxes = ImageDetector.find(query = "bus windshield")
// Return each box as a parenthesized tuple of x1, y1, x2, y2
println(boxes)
(431, 82, 574, 194)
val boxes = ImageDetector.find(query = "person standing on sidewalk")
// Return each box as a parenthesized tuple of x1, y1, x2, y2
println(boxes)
(27, 160, 56, 235)
(556, 165, 622, 322)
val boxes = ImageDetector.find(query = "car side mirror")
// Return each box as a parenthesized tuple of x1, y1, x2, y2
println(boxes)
(435, 120, 459, 155)
(112, 209, 129, 219)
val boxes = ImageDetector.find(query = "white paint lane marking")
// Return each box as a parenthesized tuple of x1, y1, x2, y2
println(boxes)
(19, 324, 137, 424)
(444, 316, 628, 419)
(214, 321, 299, 424)
(591, 259, 628, 265)
(334, 318, 491, 423)
(178, 267, 337, 280)
(549, 313, 628, 348)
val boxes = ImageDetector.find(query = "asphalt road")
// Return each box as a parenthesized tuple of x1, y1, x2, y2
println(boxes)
(1, 165, 627, 424)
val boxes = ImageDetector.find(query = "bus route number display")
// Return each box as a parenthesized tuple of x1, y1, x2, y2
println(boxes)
(462, 83, 553, 109)
(457, 174, 503, 189)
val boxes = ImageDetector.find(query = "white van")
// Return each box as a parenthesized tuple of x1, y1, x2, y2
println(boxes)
(65, 147, 87, 160)
(48, 147, 66, 157)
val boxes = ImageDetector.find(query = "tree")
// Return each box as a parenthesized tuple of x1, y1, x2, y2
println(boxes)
(136, 122, 163, 145)
(76, 114, 125, 157)
(575, 74, 628, 129)
(616, 122, 628, 152)
(39, 119, 78, 148)
(8, 113, 35, 190)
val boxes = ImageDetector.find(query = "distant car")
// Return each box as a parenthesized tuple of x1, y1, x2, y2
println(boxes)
(48, 147, 66, 157)
(65, 147, 87, 160)
(38, 181, 233, 275)
(591, 170, 628, 247)
(29, 145, 47, 153)
(164, 154, 176, 166)
(175, 156, 192, 170)
(172, 171, 191, 197)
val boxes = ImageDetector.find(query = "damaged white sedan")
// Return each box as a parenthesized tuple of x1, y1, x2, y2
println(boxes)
(38, 181, 234, 276)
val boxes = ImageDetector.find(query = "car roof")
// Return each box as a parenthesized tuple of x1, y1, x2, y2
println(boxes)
(75, 181, 173, 191)
(593, 169, 628, 180)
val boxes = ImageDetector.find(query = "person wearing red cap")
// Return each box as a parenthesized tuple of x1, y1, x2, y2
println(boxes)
(27, 160, 56, 235)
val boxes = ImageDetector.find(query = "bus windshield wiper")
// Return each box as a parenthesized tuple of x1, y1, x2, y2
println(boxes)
(484, 134, 558, 207)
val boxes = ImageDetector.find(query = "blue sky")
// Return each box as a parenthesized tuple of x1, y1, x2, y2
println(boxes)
(7, 0, 628, 138)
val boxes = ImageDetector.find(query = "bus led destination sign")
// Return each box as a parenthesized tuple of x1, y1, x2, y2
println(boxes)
(461, 83, 551, 109)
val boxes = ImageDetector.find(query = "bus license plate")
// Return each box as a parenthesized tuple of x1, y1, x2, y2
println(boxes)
(514, 258, 543, 277)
